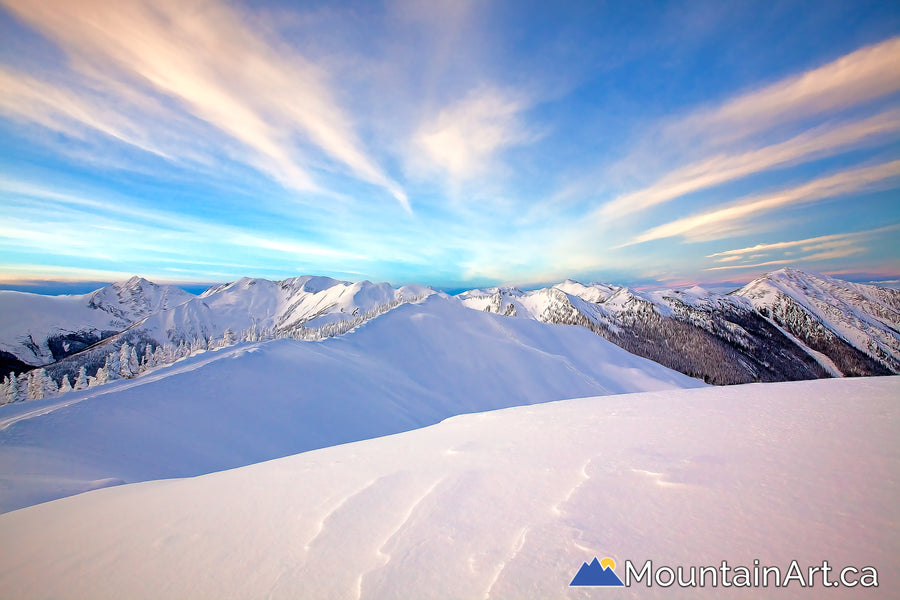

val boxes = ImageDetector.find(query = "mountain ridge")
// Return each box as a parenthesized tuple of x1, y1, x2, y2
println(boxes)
(459, 267, 898, 383)
(0, 277, 194, 372)
(2, 268, 897, 391)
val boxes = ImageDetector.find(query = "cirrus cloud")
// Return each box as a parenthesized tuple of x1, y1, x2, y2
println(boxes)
(0, 0, 409, 210)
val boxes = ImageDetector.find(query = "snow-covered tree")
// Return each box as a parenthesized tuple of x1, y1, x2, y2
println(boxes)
(191, 336, 208, 354)
(26, 369, 47, 401)
(59, 374, 73, 393)
(1, 374, 19, 405)
(105, 349, 120, 381)
(40, 369, 58, 398)
(129, 346, 139, 374)
(91, 366, 109, 387)
(153, 344, 171, 367)
(119, 342, 135, 379)
(141, 344, 155, 372)
(74, 366, 88, 390)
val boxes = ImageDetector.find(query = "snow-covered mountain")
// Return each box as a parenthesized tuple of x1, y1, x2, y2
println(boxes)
(458, 268, 899, 383)
(136, 274, 435, 345)
(735, 267, 900, 375)
(4, 268, 897, 393)
(1, 376, 896, 599)
(0, 295, 701, 513)
(25, 275, 435, 386)
(0, 276, 194, 374)
(459, 280, 825, 384)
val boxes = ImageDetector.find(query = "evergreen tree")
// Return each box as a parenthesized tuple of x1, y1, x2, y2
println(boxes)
(40, 369, 58, 398)
(59, 374, 73, 393)
(27, 370, 43, 401)
(153, 345, 168, 367)
(91, 366, 109, 387)
(103, 351, 121, 387)
(119, 342, 134, 379)
(142, 345, 155, 372)
(105, 349, 120, 381)
(0, 375, 11, 405)
(6, 373, 20, 404)
(74, 366, 88, 390)
(128, 346, 140, 375)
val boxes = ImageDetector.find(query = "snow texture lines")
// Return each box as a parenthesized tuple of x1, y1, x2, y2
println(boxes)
(552, 456, 597, 517)
(482, 526, 529, 600)
(357, 476, 445, 599)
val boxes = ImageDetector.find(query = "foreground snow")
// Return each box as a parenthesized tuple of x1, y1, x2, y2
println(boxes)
(0, 296, 700, 512)
(1, 377, 896, 599)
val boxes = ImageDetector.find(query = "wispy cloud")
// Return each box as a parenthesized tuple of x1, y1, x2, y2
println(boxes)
(704, 258, 795, 272)
(413, 86, 535, 184)
(625, 160, 900, 246)
(703, 224, 900, 271)
(704, 248, 866, 272)
(0, 3, 897, 288)
(0, 0, 408, 209)
(553, 34, 900, 287)
(0, 67, 175, 158)
(708, 224, 900, 260)
(667, 35, 900, 147)
(591, 35, 900, 221)
(598, 109, 900, 219)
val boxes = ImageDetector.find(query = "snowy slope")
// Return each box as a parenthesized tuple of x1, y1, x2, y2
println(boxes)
(1, 376, 896, 599)
(0, 276, 194, 367)
(0, 295, 701, 513)
(735, 268, 900, 374)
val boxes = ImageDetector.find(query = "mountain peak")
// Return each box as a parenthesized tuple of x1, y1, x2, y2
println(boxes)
(108, 275, 152, 291)
(87, 276, 194, 323)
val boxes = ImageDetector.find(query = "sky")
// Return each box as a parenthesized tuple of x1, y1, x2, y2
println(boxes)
(0, 0, 898, 293)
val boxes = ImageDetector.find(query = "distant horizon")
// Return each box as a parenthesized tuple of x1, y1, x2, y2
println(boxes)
(1, 2, 898, 289)
(2, 265, 899, 297)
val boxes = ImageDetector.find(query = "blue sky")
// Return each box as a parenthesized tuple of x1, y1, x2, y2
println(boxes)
(1, 0, 898, 293)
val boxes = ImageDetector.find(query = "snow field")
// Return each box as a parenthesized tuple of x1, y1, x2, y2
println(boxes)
(0, 376, 896, 599)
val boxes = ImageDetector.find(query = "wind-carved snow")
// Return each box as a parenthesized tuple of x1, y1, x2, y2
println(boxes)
(357, 476, 445, 599)
(0, 377, 895, 599)
(552, 456, 597, 517)
(482, 526, 529, 599)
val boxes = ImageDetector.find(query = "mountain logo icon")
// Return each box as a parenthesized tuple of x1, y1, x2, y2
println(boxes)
(570, 557, 625, 587)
